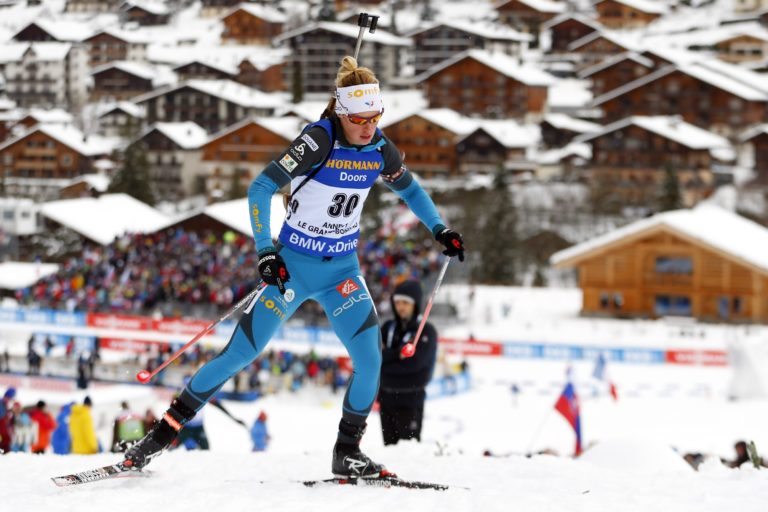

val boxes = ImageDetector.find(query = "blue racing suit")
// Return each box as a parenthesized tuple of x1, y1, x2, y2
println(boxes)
(177, 116, 446, 429)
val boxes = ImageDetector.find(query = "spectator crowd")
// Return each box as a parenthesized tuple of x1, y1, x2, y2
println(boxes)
(15, 228, 444, 320)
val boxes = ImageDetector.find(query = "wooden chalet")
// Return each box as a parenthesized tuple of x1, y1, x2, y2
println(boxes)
(495, 0, 565, 47)
(221, 3, 286, 45)
(133, 80, 283, 133)
(236, 57, 287, 92)
(713, 33, 768, 63)
(173, 60, 237, 81)
(134, 122, 208, 201)
(408, 20, 531, 76)
(200, 117, 302, 199)
(542, 13, 602, 54)
(0, 124, 116, 200)
(455, 119, 539, 175)
(578, 52, 656, 96)
(89, 61, 158, 101)
(540, 113, 600, 148)
(594, 0, 666, 29)
(274, 22, 409, 94)
(417, 50, 554, 120)
(380, 109, 475, 177)
(590, 61, 768, 135)
(119, 1, 171, 26)
(84, 30, 148, 69)
(568, 31, 636, 69)
(552, 205, 768, 323)
(580, 116, 734, 208)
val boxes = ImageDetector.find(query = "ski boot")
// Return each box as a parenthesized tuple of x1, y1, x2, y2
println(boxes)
(331, 419, 387, 478)
(123, 398, 195, 470)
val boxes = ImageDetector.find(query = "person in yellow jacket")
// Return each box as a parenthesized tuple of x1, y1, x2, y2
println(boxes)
(69, 396, 99, 454)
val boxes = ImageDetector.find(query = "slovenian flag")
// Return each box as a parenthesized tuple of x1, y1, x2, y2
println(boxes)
(554, 381, 583, 456)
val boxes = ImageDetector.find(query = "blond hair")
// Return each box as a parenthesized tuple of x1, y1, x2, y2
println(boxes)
(322, 56, 379, 118)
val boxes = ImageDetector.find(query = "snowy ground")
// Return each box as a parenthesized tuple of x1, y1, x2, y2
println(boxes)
(2, 357, 767, 512)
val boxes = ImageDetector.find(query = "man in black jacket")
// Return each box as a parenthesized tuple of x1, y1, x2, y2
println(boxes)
(378, 280, 438, 445)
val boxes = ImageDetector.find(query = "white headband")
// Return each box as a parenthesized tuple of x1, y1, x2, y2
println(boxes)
(392, 294, 415, 304)
(334, 84, 383, 115)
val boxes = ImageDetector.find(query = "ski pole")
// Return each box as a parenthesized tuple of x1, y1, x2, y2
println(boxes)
(135, 283, 265, 383)
(400, 258, 451, 358)
(353, 12, 379, 61)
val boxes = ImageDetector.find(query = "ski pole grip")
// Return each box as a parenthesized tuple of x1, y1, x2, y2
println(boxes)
(400, 343, 416, 359)
(370, 16, 379, 32)
(358, 13, 369, 27)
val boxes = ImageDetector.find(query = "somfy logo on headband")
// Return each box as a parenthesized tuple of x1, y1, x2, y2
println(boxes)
(335, 84, 383, 115)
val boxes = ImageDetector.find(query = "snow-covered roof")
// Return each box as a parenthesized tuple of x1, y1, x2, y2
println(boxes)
(0, 261, 59, 290)
(97, 101, 146, 119)
(508, 0, 567, 14)
(205, 116, 305, 146)
(543, 113, 601, 134)
(551, 205, 768, 275)
(133, 80, 285, 110)
(23, 42, 72, 62)
(148, 45, 289, 72)
(578, 52, 655, 79)
(274, 21, 411, 47)
(380, 108, 478, 135)
(579, 116, 733, 157)
(41, 193, 169, 246)
(461, 119, 541, 148)
(739, 124, 768, 142)
(14, 19, 92, 42)
(224, 3, 287, 24)
(541, 11, 602, 31)
(0, 124, 119, 157)
(21, 108, 73, 125)
(535, 141, 592, 165)
(85, 28, 151, 45)
(140, 122, 208, 150)
(172, 58, 238, 76)
(568, 29, 641, 52)
(64, 173, 111, 193)
(90, 60, 177, 88)
(595, 0, 668, 15)
(121, 0, 170, 15)
(417, 49, 556, 86)
(0, 43, 30, 63)
(407, 19, 532, 42)
(591, 60, 768, 106)
(547, 79, 593, 110)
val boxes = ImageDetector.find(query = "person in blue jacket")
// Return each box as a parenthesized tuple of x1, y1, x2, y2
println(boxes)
(125, 55, 465, 479)
(51, 403, 73, 455)
(250, 411, 269, 452)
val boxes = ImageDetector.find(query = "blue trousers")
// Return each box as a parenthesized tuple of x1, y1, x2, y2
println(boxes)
(178, 246, 382, 423)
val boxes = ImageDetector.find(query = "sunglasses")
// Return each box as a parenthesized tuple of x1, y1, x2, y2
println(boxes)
(346, 109, 384, 126)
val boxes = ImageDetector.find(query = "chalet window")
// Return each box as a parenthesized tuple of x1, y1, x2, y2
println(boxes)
(599, 292, 610, 309)
(3, 155, 11, 165)
(613, 293, 623, 309)
(654, 295, 691, 316)
(732, 297, 742, 314)
(61, 155, 72, 166)
(728, 98, 742, 111)
(655, 256, 692, 274)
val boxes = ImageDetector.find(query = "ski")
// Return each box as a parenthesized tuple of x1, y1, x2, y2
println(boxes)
(302, 474, 459, 491)
(51, 462, 152, 487)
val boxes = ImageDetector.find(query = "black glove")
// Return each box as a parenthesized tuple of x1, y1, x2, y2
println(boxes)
(258, 248, 290, 294)
(435, 228, 465, 262)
